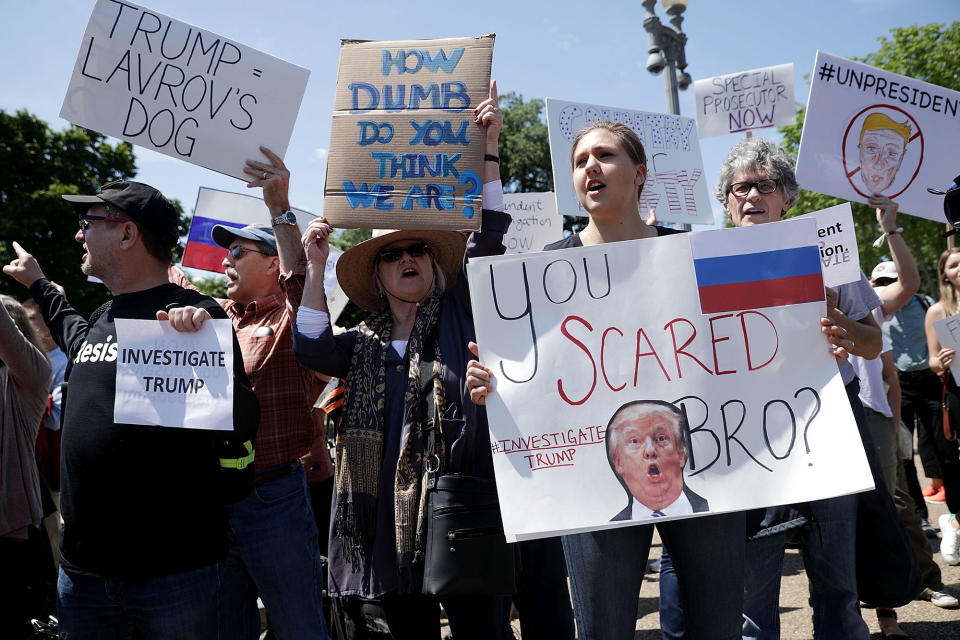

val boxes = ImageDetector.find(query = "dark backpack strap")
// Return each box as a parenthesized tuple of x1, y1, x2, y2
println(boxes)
(915, 294, 931, 312)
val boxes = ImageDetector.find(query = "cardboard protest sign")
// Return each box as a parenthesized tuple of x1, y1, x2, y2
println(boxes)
(694, 63, 795, 138)
(469, 218, 873, 541)
(114, 318, 234, 429)
(933, 315, 960, 385)
(545, 98, 713, 225)
(183, 187, 317, 273)
(796, 51, 960, 223)
(60, 1, 309, 180)
(323, 36, 494, 231)
(795, 203, 860, 287)
(502, 193, 562, 254)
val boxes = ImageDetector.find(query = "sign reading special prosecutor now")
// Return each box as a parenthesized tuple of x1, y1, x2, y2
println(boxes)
(114, 319, 235, 430)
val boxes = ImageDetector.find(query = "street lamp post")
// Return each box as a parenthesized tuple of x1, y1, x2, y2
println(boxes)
(642, 0, 692, 227)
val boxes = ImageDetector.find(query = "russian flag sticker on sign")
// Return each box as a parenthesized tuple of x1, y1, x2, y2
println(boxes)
(689, 217, 825, 315)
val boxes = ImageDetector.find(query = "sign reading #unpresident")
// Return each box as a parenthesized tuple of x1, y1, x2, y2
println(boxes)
(545, 98, 714, 225)
(796, 51, 960, 223)
(694, 63, 795, 138)
(60, 1, 309, 181)
(323, 35, 494, 231)
(469, 219, 872, 541)
(114, 318, 234, 430)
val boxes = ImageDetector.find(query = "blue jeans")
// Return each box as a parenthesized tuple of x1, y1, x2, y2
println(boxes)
(657, 546, 683, 640)
(57, 564, 218, 639)
(742, 494, 868, 640)
(219, 463, 330, 640)
(562, 511, 745, 640)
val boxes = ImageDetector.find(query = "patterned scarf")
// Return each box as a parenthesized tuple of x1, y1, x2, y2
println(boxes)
(334, 288, 445, 581)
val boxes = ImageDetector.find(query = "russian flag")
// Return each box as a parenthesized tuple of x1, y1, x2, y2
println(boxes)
(182, 215, 244, 273)
(689, 218, 824, 315)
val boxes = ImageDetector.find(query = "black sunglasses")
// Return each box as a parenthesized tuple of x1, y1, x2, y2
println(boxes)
(377, 242, 432, 263)
(78, 213, 127, 231)
(228, 245, 272, 260)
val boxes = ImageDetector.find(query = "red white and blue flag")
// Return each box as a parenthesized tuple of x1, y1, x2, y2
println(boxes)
(689, 218, 824, 315)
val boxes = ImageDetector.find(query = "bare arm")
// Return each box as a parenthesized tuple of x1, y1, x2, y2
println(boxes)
(826, 287, 882, 359)
(925, 302, 953, 372)
(871, 196, 920, 315)
(244, 146, 302, 276)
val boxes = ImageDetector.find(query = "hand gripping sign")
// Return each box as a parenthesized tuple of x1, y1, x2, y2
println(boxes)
(469, 218, 873, 541)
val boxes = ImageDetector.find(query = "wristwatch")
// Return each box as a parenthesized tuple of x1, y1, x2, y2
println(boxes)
(272, 210, 297, 226)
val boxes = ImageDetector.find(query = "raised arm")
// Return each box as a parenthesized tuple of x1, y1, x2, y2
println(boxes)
(871, 196, 920, 315)
(245, 146, 302, 277)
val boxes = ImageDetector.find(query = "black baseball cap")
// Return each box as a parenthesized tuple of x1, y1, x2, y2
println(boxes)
(62, 180, 179, 242)
(211, 224, 278, 254)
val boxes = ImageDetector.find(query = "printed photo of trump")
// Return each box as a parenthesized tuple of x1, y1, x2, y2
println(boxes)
(606, 399, 709, 521)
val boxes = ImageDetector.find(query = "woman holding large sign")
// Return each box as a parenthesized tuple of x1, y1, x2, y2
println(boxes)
(292, 87, 511, 638)
(468, 121, 747, 640)
(923, 248, 960, 565)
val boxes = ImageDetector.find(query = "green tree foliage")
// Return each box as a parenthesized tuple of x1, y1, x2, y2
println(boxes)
(498, 92, 553, 195)
(0, 110, 190, 315)
(190, 275, 228, 299)
(779, 22, 960, 295)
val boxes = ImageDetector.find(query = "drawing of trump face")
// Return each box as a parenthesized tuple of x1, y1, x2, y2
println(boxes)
(606, 401, 687, 511)
(858, 113, 910, 194)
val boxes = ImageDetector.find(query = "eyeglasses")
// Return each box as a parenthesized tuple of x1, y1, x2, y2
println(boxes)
(376, 242, 431, 263)
(78, 213, 127, 231)
(228, 245, 272, 260)
(729, 179, 779, 197)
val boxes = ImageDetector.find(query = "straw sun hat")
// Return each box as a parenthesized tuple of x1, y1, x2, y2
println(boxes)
(336, 229, 467, 312)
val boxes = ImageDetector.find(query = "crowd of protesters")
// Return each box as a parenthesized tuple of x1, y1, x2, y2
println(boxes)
(1, 82, 958, 640)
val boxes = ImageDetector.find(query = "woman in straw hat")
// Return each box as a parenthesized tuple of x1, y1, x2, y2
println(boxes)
(293, 82, 512, 638)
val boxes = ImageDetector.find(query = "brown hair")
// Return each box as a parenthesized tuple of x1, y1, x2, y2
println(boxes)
(569, 121, 647, 201)
(937, 248, 960, 315)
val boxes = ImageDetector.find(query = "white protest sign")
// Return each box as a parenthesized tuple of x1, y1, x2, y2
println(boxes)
(545, 98, 714, 225)
(61, 1, 309, 180)
(469, 218, 872, 541)
(933, 315, 960, 386)
(694, 63, 795, 138)
(183, 187, 318, 274)
(795, 202, 860, 287)
(502, 193, 562, 254)
(114, 318, 234, 430)
(796, 51, 960, 223)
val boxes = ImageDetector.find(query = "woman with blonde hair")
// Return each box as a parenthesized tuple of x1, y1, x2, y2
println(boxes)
(923, 247, 960, 564)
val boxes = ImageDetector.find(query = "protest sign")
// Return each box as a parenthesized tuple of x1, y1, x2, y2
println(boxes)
(694, 63, 795, 138)
(183, 187, 317, 273)
(323, 36, 494, 231)
(545, 98, 713, 225)
(114, 318, 234, 429)
(502, 193, 562, 254)
(469, 218, 872, 541)
(933, 315, 960, 385)
(796, 51, 960, 223)
(60, 1, 309, 181)
(795, 202, 860, 287)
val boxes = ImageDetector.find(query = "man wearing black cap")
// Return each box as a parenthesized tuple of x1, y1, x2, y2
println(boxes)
(3, 180, 259, 639)
(165, 148, 331, 639)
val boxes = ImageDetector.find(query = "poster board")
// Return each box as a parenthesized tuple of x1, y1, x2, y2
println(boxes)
(114, 318, 234, 429)
(60, 0, 309, 181)
(502, 193, 563, 254)
(694, 63, 795, 138)
(323, 35, 494, 231)
(795, 202, 860, 287)
(796, 51, 960, 223)
(545, 98, 714, 225)
(933, 315, 960, 386)
(469, 218, 872, 541)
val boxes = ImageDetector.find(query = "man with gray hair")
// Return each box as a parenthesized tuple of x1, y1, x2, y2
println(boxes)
(606, 400, 708, 520)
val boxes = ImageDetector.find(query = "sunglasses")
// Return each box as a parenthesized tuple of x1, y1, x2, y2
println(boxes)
(78, 213, 127, 231)
(377, 242, 431, 263)
(228, 245, 272, 260)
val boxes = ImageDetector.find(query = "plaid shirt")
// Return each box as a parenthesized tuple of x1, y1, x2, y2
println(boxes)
(172, 263, 332, 471)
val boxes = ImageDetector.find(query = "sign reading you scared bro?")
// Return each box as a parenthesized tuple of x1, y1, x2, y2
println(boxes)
(324, 35, 495, 231)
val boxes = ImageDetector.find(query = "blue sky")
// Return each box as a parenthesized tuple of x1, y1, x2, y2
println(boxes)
(2, 0, 955, 229)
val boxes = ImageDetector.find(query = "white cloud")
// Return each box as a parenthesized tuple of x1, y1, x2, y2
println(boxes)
(314, 148, 328, 161)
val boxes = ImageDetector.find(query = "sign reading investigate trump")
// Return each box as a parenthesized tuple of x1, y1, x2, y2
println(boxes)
(469, 219, 873, 541)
